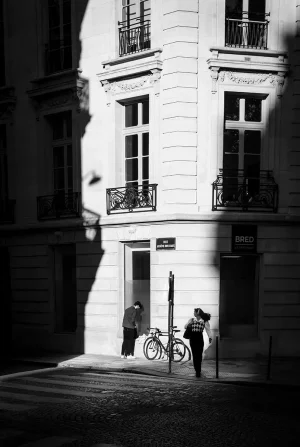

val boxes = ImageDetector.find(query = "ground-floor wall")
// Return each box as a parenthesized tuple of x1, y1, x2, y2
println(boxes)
(2, 219, 300, 359)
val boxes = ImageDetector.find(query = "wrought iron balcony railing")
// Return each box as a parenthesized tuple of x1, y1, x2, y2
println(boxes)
(107, 184, 157, 215)
(37, 192, 81, 220)
(225, 17, 269, 49)
(45, 42, 72, 75)
(118, 18, 151, 57)
(0, 199, 15, 224)
(212, 170, 278, 212)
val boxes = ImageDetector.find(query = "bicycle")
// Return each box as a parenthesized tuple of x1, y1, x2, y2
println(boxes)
(143, 326, 191, 362)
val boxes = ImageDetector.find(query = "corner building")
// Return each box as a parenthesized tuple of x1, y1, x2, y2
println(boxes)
(1, 0, 300, 359)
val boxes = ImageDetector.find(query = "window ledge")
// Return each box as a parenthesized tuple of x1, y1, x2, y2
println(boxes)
(98, 48, 163, 85)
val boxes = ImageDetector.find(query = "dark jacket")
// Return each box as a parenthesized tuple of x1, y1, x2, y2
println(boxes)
(122, 306, 136, 329)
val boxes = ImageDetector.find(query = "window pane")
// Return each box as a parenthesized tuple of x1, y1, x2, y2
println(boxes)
(53, 146, 64, 167)
(142, 133, 149, 155)
(52, 116, 64, 140)
(224, 129, 239, 153)
(245, 98, 262, 122)
(63, 0, 71, 24)
(125, 103, 138, 127)
(63, 46, 72, 69)
(67, 167, 73, 190)
(225, 0, 243, 19)
(244, 130, 261, 154)
(225, 95, 239, 121)
(49, 27, 60, 48)
(223, 153, 238, 171)
(65, 112, 72, 137)
(142, 100, 149, 124)
(67, 145, 72, 166)
(54, 168, 65, 190)
(142, 156, 149, 180)
(248, 0, 265, 21)
(63, 24, 72, 46)
(125, 135, 138, 158)
(125, 158, 138, 182)
(244, 155, 260, 177)
(48, 3, 60, 28)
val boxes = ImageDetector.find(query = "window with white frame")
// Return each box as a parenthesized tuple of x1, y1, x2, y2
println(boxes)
(119, 0, 151, 56)
(225, 0, 268, 49)
(46, 0, 72, 74)
(123, 98, 149, 189)
(49, 111, 73, 196)
(223, 93, 266, 199)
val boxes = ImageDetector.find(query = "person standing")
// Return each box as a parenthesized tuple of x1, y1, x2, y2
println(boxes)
(121, 301, 142, 359)
(184, 308, 212, 377)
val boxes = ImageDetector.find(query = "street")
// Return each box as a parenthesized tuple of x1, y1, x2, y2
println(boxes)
(0, 366, 299, 447)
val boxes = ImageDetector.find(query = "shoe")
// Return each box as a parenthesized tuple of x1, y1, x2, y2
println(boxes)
(127, 355, 135, 359)
(196, 372, 201, 378)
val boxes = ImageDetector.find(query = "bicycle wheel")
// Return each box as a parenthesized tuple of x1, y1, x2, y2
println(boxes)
(183, 342, 192, 361)
(143, 338, 161, 360)
(170, 339, 186, 362)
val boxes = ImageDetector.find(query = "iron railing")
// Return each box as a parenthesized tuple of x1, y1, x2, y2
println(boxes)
(37, 192, 80, 220)
(45, 42, 72, 75)
(212, 170, 278, 212)
(118, 18, 151, 56)
(0, 199, 15, 224)
(225, 17, 269, 49)
(106, 184, 157, 214)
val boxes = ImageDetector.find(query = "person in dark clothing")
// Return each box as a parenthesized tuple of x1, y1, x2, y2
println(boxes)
(184, 308, 212, 377)
(121, 301, 142, 359)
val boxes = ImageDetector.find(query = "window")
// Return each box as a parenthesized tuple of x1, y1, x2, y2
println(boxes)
(53, 244, 77, 332)
(46, 0, 72, 74)
(0, 0, 5, 86)
(119, 0, 151, 56)
(124, 98, 149, 189)
(0, 124, 8, 202)
(220, 255, 259, 338)
(223, 93, 265, 201)
(49, 111, 73, 196)
(225, 0, 268, 49)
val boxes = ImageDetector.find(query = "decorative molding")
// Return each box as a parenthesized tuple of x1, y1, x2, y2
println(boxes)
(27, 70, 88, 119)
(218, 70, 286, 98)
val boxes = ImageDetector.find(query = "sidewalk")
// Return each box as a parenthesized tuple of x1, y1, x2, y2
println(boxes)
(9, 352, 300, 388)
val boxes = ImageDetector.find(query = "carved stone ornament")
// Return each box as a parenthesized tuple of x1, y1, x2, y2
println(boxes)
(100, 69, 162, 106)
(218, 70, 287, 98)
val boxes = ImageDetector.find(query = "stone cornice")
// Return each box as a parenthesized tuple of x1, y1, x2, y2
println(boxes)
(209, 46, 288, 59)
(27, 69, 87, 117)
(102, 48, 162, 68)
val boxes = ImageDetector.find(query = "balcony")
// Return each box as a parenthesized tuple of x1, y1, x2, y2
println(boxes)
(212, 170, 278, 212)
(119, 18, 151, 57)
(0, 199, 15, 224)
(106, 184, 157, 215)
(45, 42, 72, 75)
(225, 16, 269, 50)
(37, 192, 81, 220)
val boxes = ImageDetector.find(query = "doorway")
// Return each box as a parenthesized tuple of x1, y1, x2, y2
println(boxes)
(124, 242, 150, 335)
(220, 254, 259, 338)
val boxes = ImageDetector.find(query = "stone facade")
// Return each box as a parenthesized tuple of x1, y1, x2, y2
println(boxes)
(0, 0, 300, 359)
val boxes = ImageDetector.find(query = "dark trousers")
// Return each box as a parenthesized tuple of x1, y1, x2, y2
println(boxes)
(190, 333, 204, 374)
(121, 328, 135, 356)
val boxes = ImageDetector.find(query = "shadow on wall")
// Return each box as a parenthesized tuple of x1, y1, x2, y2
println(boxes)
(207, 30, 300, 360)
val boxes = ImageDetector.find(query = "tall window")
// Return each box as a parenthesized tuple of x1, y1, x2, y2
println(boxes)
(0, 0, 5, 86)
(46, 0, 72, 74)
(223, 93, 265, 199)
(50, 111, 73, 196)
(119, 0, 151, 56)
(225, 0, 268, 49)
(0, 124, 8, 203)
(124, 98, 149, 189)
